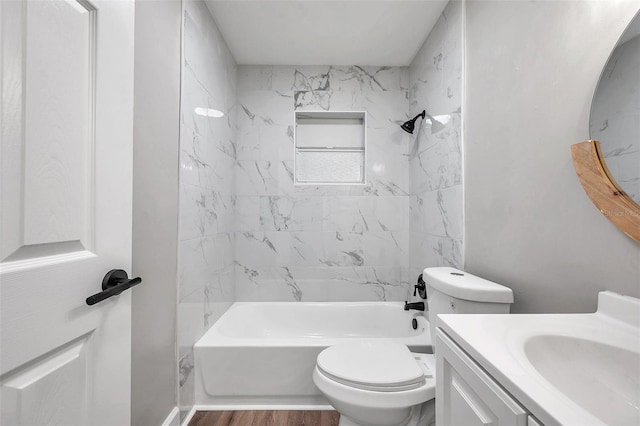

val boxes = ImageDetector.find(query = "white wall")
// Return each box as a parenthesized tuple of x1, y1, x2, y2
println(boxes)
(131, 1, 181, 424)
(464, 0, 640, 313)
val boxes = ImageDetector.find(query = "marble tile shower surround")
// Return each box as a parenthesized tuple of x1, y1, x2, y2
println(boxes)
(408, 0, 463, 280)
(178, 0, 237, 421)
(235, 65, 414, 302)
(176, 0, 463, 418)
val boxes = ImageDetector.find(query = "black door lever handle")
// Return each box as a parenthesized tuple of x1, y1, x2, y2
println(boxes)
(86, 269, 142, 306)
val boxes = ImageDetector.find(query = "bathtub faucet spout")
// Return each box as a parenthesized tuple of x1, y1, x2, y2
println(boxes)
(404, 301, 425, 311)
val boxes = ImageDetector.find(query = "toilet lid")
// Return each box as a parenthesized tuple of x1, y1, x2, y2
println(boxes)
(316, 340, 425, 391)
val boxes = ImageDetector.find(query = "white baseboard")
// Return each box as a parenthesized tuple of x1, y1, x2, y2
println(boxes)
(193, 404, 334, 411)
(161, 407, 180, 426)
(180, 407, 197, 426)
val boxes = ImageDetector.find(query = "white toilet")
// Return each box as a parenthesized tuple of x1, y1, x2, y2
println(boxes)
(313, 267, 514, 426)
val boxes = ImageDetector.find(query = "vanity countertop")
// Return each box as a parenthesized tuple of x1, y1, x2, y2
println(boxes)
(437, 292, 640, 426)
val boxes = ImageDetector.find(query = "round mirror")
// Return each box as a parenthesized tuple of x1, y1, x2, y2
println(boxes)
(590, 11, 640, 204)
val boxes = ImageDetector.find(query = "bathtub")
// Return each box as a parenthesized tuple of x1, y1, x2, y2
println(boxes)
(194, 301, 431, 408)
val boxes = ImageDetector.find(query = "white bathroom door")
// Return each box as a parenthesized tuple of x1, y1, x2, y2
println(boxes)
(0, 0, 135, 425)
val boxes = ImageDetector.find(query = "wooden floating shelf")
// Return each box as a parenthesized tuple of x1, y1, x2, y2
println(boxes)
(571, 140, 640, 243)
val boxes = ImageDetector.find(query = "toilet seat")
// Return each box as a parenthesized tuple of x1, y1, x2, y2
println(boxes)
(313, 340, 436, 426)
(316, 340, 428, 392)
(313, 340, 436, 410)
(317, 369, 425, 392)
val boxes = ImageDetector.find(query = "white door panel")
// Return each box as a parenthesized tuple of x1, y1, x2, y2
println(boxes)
(1, 0, 134, 424)
(2, 338, 89, 425)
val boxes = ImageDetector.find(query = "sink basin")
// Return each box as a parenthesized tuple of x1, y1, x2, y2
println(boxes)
(525, 335, 640, 425)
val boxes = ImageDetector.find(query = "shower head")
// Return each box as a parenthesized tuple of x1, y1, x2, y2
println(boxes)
(401, 110, 426, 134)
(401, 110, 447, 134)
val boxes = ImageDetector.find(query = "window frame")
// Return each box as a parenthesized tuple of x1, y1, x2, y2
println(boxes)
(293, 110, 367, 186)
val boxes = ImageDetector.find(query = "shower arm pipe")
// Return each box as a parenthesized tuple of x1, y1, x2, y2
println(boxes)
(412, 110, 426, 122)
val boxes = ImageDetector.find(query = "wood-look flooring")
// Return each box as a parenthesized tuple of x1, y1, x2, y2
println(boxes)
(188, 410, 340, 426)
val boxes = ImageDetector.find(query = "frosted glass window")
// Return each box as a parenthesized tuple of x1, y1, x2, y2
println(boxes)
(296, 151, 364, 183)
(294, 111, 366, 184)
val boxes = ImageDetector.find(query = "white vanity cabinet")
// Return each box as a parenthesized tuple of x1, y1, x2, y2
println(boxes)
(435, 328, 540, 426)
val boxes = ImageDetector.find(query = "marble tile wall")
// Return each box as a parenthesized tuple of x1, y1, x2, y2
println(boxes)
(408, 0, 464, 280)
(177, 0, 237, 421)
(176, 1, 464, 416)
(235, 65, 413, 302)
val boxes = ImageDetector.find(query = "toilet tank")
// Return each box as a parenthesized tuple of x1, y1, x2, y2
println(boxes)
(423, 267, 513, 350)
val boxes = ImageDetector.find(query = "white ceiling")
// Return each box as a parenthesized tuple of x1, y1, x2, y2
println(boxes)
(204, 0, 449, 66)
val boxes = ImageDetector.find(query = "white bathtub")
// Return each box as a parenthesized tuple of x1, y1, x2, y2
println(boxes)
(194, 302, 431, 408)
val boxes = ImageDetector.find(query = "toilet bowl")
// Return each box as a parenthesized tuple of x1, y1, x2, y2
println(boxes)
(313, 340, 436, 426)
(313, 267, 514, 426)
